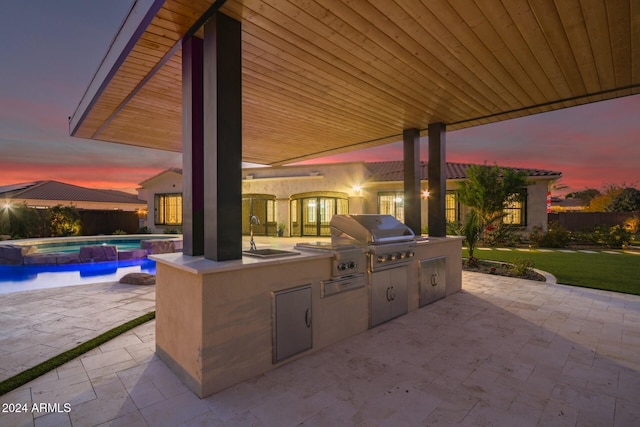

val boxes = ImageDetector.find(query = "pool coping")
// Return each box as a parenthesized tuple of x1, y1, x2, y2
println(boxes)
(0, 235, 182, 266)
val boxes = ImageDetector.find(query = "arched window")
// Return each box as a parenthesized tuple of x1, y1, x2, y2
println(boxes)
(242, 194, 277, 236)
(290, 192, 349, 236)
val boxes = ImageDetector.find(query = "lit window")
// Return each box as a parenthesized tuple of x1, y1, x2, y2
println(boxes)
(154, 193, 182, 226)
(446, 192, 459, 223)
(503, 192, 526, 225)
(290, 193, 349, 236)
(378, 192, 404, 222)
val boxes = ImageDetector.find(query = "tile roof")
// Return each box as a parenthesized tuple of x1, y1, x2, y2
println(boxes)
(365, 161, 562, 182)
(0, 181, 145, 204)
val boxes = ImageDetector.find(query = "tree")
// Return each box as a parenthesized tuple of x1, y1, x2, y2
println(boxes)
(461, 209, 481, 267)
(607, 187, 640, 212)
(565, 188, 601, 204)
(457, 163, 529, 233)
(0, 202, 44, 238)
(47, 205, 82, 237)
(586, 184, 639, 212)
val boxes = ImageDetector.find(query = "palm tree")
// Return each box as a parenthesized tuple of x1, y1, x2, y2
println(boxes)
(462, 210, 480, 267)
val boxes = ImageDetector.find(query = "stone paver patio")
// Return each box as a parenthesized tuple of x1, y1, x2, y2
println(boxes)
(0, 282, 155, 382)
(1, 272, 639, 426)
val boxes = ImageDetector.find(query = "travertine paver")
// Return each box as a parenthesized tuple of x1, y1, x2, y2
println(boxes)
(2, 272, 639, 426)
(0, 282, 155, 382)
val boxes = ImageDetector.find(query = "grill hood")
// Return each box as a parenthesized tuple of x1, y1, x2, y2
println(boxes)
(330, 214, 415, 245)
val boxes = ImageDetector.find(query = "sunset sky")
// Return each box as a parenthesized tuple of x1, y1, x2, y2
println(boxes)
(1, 1, 638, 196)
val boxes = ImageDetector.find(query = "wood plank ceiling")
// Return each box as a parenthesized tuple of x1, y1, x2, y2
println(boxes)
(70, 0, 639, 165)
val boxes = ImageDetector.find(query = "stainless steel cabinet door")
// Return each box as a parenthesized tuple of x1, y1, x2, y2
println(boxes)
(389, 266, 408, 319)
(370, 266, 408, 327)
(273, 285, 312, 363)
(419, 257, 447, 306)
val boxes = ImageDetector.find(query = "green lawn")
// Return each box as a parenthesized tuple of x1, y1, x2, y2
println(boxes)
(463, 248, 640, 295)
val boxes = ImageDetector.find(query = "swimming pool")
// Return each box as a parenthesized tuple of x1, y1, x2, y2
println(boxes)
(0, 258, 156, 294)
(11, 235, 174, 254)
(34, 239, 152, 253)
(0, 235, 178, 293)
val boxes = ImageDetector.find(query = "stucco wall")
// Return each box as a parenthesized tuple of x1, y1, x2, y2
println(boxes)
(139, 164, 553, 235)
(140, 170, 183, 232)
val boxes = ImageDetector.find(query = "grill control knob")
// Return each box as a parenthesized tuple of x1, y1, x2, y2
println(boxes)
(377, 256, 386, 263)
(338, 263, 347, 271)
(406, 251, 414, 258)
(348, 261, 357, 269)
(388, 254, 396, 261)
(398, 252, 405, 259)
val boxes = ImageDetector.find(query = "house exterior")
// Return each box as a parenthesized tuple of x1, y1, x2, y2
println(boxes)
(0, 180, 146, 212)
(138, 161, 560, 236)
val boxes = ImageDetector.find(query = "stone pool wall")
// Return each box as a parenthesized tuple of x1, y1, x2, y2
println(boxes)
(0, 238, 182, 266)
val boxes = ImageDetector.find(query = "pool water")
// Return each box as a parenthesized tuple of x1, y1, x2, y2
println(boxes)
(34, 239, 159, 253)
(0, 258, 156, 294)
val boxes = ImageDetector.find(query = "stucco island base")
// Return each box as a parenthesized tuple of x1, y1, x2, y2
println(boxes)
(151, 237, 461, 398)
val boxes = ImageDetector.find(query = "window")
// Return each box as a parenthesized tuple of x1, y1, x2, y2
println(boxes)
(154, 193, 182, 226)
(503, 192, 526, 226)
(378, 192, 404, 222)
(445, 192, 459, 223)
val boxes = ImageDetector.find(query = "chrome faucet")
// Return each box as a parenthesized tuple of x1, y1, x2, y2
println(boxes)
(249, 215, 260, 251)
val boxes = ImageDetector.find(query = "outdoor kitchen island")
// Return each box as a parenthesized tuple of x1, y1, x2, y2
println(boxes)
(151, 229, 461, 398)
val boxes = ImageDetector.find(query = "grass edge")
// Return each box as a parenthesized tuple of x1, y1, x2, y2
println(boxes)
(0, 311, 155, 397)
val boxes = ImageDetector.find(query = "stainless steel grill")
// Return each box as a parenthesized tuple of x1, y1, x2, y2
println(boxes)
(329, 215, 416, 271)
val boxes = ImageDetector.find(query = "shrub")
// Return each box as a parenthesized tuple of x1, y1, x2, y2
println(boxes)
(136, 226, 152, 234)
(446, 221, 462, 236)
(484, 224, 522, 247)
(510, 257, 535, 276)
(47, 205, 81, 237)
(529, 223, 570, 248)
(592, 224, 631, 249)
(0, 202, 44, 238)
(624, 215, 639, 234)
(112, 229, 127, 235)
(163, 227, 182, 235)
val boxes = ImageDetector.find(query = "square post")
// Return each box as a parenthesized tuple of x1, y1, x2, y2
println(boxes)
(203, 12, 242, 260)
(428, 123, 447, 237)
(403, 128, 421, 235)
(182, 36, 204, 256)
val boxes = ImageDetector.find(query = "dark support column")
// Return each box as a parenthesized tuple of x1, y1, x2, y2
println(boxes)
(203, 12, 242, 260)
(403, 128, 421, 235)
(428, 123, 447, 237)
(182, 36, 204, 256)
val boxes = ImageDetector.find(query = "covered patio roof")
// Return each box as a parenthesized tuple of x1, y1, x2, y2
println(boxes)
(69, 0, 639, 165)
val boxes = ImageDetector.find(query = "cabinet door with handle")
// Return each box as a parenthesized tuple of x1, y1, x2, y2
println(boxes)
(388, 266, 408, 319)
(370, 270, 393, 328)
(273, 285, 312, 363)
(419, 257, 447, 307)
(370, 267, 408, 328)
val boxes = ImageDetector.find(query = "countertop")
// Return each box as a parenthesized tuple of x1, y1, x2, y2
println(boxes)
(150, 245, 332, 275)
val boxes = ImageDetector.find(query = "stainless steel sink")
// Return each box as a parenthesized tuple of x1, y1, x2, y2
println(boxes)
(242, 248, 301, 258)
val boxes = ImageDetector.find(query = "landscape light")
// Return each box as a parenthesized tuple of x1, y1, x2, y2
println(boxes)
(422, 190, 430, 198)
